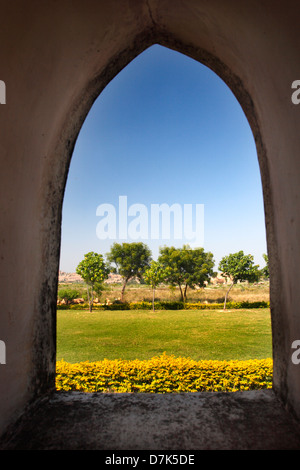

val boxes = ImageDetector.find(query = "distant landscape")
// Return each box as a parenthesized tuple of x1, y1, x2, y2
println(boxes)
(57, 270, 269, 305)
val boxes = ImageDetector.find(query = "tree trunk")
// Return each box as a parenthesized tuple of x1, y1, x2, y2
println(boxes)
(183, 284, 188, 303)
(224, 282, 234, 310)
(86, 285, 92, 312)
(90, 285, 94, 312)
(152, 286, 155, 312)
(178, 284, 184, 302)
(121, 277, 129, 302)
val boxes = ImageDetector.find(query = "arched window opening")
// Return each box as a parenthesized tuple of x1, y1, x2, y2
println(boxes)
(57, 45, 271, 393)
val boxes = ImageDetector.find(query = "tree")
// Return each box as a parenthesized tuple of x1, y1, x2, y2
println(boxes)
(218, 251, 260, 310)
(158, 245, 215, 302)
(106, 242, 152, 302)
(76, 251, 109, 312)
(260, 253, 269, 279)
(143, 261, 169, 311)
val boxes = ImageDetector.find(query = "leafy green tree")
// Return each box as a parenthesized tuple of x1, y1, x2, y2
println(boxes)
(57, 288, 80, 305)
(76, 251, 109, 312)
(158, 245, 215, 302)
(219, 250, 260, 310)
(106, 242, 152, 302)
(143, 261, 169, 311)
(260, 253, 269, 279)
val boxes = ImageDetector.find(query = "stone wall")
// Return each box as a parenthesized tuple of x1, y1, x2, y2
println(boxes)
(0, 0, 300, 439)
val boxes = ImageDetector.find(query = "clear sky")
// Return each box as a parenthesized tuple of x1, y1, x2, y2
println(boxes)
(59, 44, 267, 273)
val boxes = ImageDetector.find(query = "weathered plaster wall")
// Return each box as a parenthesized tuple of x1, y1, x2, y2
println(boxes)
(0, 0, 300, 440)
(0, 0, 154, 436)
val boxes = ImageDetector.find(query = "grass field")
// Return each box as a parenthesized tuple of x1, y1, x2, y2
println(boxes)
(56, 307, 272, 363)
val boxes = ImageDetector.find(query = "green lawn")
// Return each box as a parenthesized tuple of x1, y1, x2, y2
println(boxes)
(56, 308, 272, 363)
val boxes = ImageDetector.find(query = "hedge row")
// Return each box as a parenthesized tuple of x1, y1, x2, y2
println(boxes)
(58, 300, 270, 311)
(56, 353, 273, 393)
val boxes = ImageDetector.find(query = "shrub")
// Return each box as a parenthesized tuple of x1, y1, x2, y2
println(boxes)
(104, 302, 131, 310)
(57, 300, 270, 311)
(56, 353, 273, 393)
(57, 288, 80, 305)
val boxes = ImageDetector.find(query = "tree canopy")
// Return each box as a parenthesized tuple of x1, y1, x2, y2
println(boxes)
(76, 251, 109, 311)
(143, 260, 169, 311)
(260, 253, 269, 279)
(158, 245, 215, 302)
(218, 250, 260, 309)
(106, 242, 152, 301)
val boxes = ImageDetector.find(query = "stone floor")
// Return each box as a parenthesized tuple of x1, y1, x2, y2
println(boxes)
(2, 389, 300, 450)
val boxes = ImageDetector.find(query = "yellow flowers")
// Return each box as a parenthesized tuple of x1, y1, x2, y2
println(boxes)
(56, 353, 273, 393)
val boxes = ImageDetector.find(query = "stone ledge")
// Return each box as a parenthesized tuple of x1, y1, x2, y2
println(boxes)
(2, 389, 300, 450)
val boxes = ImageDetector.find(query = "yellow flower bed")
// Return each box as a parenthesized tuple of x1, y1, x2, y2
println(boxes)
(56, 353, 273, 393)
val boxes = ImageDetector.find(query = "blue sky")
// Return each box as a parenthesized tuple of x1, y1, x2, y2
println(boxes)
(60, 44, 267, 273)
